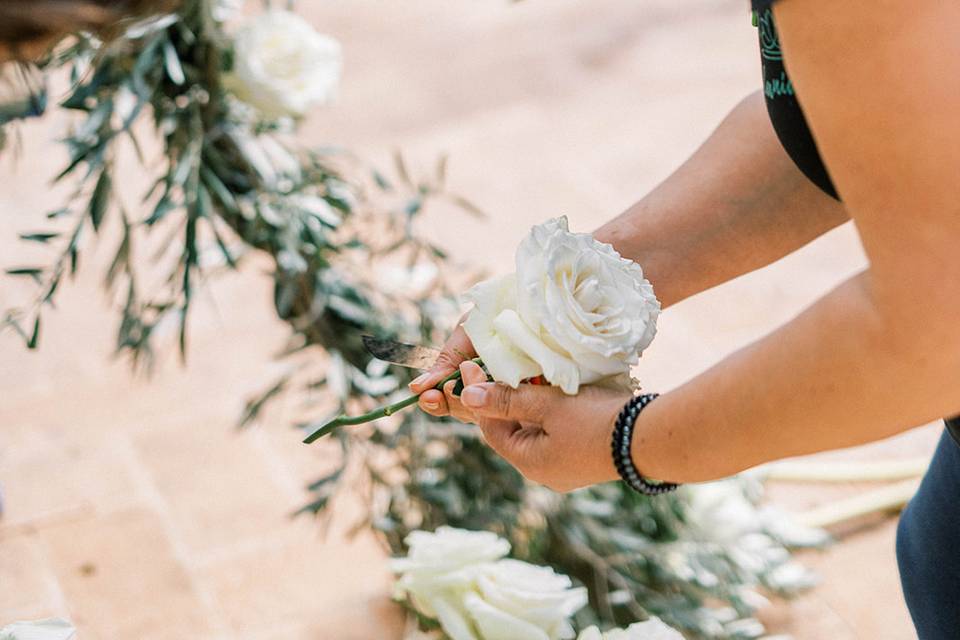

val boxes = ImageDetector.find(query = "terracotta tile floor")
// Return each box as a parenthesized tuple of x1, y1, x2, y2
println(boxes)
(0, 1, 929, 637)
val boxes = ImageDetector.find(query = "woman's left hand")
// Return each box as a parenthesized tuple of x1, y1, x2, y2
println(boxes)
(447, 361, 630, 492)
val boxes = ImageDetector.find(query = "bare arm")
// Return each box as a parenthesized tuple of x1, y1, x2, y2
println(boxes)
(632, 0, 960, 482)
(594, 89, 847, 309)
(415, 89, 848, 417)
(453, 0, 960, 492)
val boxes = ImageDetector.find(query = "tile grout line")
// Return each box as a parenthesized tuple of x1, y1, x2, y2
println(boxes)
(114, 434, 237, 640)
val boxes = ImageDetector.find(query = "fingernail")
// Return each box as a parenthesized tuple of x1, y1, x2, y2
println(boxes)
(410, 373, 431, 388)
(461, 386, 487, 408)
(422, 400, 439, 410)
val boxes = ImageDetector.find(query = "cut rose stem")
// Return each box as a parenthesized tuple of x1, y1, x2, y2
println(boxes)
(303, 357, 484, 443)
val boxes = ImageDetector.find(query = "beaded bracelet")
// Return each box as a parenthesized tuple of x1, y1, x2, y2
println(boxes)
(611, 393, 679, 496)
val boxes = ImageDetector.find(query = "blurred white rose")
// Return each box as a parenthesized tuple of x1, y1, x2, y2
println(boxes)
(392, 526, 510, 635)
(228, 10, 342, 118)
(464, 217, 659, 394)
(377, 262, 440, 298)
(464, 559, 587, 640)
(0, 618, 76, 640)
(576, 618, 684, 640)
(391, 526, 511, 577)
(392, 527, 587, 640)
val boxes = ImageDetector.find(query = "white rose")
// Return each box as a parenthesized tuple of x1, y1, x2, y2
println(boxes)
(464, 559, 588, 640)
(391, 527, 511, 637)
(392, 528, 587, 640)
(576, 618, 684, 640)
(376, 262, 440, 298)
(228, 10, 342, 118)
(464, 217, 659, 395)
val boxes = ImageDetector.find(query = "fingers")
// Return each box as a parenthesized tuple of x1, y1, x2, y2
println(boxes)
(417, 388, 448, 416)
(461, 381, 562, 423)
(409, 320, 477, 394)
(419, 360, 489, 421)
(459, 360, 488, 386)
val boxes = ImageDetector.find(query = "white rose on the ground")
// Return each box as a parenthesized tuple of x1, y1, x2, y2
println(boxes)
(391, 527, 511, 637)
(576, 618, 684, 640)
(464, 559, 588, 640)
(228, 10, 342, 118)
(464, 217, 659, 394)
(392, 528, 587, 640)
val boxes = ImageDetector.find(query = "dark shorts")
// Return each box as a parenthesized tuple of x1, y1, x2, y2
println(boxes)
(895, 426, 960, 639)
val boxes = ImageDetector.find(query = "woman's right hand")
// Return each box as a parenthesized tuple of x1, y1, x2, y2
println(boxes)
(408, 317, 478, 422)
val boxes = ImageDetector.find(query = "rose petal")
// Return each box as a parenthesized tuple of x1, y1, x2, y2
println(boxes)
(463, 592, 550, 640)
(492, 309, 580, 394)
(432, 594, 481, 640)
(463, 275, 541, 387)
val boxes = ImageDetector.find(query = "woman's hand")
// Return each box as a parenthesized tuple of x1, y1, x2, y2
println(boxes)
(449, 361, 629, 493)
(408, 316, 478, 422)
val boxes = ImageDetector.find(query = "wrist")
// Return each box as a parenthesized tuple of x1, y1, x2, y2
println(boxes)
(612, 393, 680, 495)
(627, 394, 677, 483)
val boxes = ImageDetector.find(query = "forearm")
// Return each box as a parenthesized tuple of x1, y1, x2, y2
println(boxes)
(633, 270, 960, 483)
(594, 90, 847, 309)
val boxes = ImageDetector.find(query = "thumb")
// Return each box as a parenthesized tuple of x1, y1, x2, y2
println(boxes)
(461, 382, 560, 422)
(409, 321, 476, 393)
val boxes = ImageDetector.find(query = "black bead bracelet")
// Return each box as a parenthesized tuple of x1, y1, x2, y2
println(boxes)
(611, 393, 679, 496)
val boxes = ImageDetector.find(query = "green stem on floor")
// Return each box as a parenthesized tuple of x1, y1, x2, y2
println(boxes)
(303, 358, 484, 443)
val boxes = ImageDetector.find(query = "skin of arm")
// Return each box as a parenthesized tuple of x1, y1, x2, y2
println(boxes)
(626, 0, 960, 484)
(593, 89, 847, 310)
(413, 88, 848, 419)
(437, 0, 960, 492)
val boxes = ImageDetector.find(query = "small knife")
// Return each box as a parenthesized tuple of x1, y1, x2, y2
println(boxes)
(362, 335, 442, 370)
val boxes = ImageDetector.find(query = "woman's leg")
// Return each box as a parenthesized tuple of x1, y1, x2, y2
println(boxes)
(896, 424, 960, 639)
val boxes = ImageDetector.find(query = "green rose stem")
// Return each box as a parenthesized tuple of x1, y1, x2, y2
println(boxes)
(303, 358, 485, 443)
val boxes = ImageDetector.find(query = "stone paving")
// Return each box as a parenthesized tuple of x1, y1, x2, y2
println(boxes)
(0, 1, 932, 638)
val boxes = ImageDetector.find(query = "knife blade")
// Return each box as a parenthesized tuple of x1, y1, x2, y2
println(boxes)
(362, 335, 442, 370)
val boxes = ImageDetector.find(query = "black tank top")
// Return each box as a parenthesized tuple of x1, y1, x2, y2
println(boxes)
(753, 6, 839, 201)
(751, 3, 960, 444)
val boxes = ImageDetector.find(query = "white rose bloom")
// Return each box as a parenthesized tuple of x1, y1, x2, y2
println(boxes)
(576, 618, 684, 640)
(229, 10, 342, 118)
(392, 527, 511, 637)
(392, 526, 511, 577)
(463, 559, 587, 640)
(392, 528, 587, 640)
(464, 217, 659, 394)
(377, 262, 440, 298)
